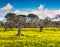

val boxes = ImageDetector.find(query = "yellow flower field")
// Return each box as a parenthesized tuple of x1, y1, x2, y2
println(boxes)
(0, 28, 60, 47)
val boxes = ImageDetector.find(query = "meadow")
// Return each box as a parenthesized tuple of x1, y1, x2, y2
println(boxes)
(0, 28, 60, 47)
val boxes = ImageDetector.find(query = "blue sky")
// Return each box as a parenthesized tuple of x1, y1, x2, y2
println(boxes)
(0, 0, 60, 21)
(0, 0, 60, 10)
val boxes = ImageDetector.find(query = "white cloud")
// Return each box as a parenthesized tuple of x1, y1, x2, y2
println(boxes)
(0, 3, 13, 11)
(0, 3, 13, 21)
(13, 4, 60, 21)
(14, 10, 30, 15)
(31, 4, 60, 21)
(38, 4, 44, 10)
(14, 10, 21, 15)
(0, 4, 60, 21)
(0, 11, 9, 21)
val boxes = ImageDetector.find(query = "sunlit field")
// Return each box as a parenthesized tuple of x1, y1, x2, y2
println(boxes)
(0, 28, 60, 47)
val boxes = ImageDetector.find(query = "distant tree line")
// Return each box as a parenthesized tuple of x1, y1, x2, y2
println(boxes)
(0, 13, 60, 28)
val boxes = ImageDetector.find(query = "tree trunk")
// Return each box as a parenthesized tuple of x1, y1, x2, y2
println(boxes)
(40, 26, 43, 32)
(16, 24, 22, 36)
(4, 26, 7, 32)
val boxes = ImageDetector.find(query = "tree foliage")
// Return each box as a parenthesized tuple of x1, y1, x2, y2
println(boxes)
(27, 14, 39, 18)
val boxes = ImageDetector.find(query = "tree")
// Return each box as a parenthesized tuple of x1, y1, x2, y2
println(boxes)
(54, 14, 60, 19)
(5, 13, 17, 27)
(16, 15, 26, 36)
(5, 13, 17, 32)
(40, 25, 43, 32)
(43, 17, 51, 27)
(51, 14, 60, 21)
(52, 14, 60, 27)
(27, 14, 39, 27)
(5, 13, 26, 36)
(5, 13, 16, 21)
(4, 22, 8, 32)
(0, 21, 4, 27)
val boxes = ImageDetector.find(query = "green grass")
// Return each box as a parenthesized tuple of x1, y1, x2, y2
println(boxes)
(0, 28, 60, 47)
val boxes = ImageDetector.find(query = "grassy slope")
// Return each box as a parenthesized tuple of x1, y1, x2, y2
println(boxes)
(0, 28, 60, 47)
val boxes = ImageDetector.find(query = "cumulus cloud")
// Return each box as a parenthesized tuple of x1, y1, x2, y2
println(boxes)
(14, 10, 30, 15)
(0, 3, 13, 11)
(13, 4, 60, 21)
(0, 4, 60, 21)
(31, 4, 60, 21)
(14, 10, 21, 15)
(0, 3, 13, 21)
(38, 4, 44, 10)
(0, 11, 9, 21)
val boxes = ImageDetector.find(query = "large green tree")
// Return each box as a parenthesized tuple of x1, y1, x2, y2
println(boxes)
(5, 13, 26, 36)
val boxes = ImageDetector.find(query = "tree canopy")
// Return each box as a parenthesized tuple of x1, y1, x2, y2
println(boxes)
(5, 13, 16, 20)
(27, 14, 39, 18)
